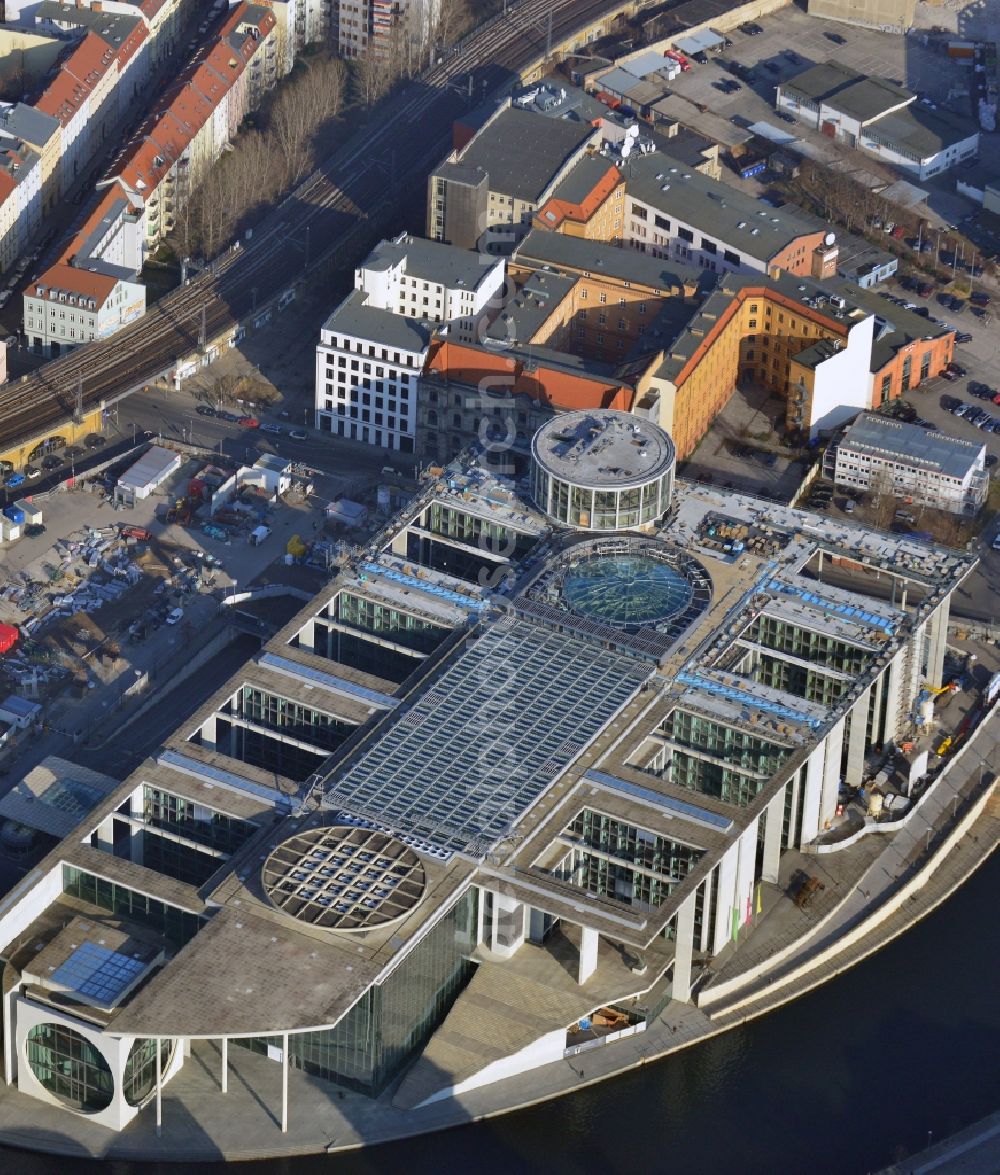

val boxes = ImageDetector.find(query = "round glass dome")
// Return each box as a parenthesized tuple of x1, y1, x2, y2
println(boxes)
(562, 553, 694, 628)
(25, 1022, 113, 1113)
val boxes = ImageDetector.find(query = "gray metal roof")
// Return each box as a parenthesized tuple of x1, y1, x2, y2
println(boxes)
(623, 151, 821, 263)
(864, 104, 979, 158)
(0, 102, 58, 148)
(548, 152, 617, 207)
(779, 61, 863, 105)
(514, 227, 704, 292)
(824, 77, 912, 124)
(362, 234, 498, 292)
(839, 413, 985, 480)
(449, 107, 595, 203)
(36, 0, 142, 43)
(484, 269, 576, 346)
(324, 289, 434, 352)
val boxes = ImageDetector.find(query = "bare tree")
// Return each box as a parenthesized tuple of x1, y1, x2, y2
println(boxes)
(433, 0, 471, 58)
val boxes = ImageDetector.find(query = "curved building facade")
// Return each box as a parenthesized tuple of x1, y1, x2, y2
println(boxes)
(530, 410, 676, 532)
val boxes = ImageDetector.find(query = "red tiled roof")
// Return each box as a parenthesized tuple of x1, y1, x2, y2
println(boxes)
(33, 263, 118, 306)
(0, 170, 16, 204)
(426, 340, 633, 411)
(37, 33, 115, 128)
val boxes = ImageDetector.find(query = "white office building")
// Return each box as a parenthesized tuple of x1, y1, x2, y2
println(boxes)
(315, 234, 505, 450)
(826, 413, 989, 515)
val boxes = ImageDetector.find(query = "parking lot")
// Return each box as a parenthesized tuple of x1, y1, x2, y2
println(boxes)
(655, 8, 995, 223)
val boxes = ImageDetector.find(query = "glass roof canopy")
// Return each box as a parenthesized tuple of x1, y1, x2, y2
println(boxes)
(50, 942, 149, 1007)
(323, 615, 650, 857)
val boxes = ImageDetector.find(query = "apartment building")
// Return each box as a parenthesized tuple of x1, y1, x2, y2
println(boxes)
(777, 62, 979, 180)
(825, 413, 988, 515)
(33, 16, 149, 195)
(0, 102, 59, 216)
(0, 133, 41, 274)
(262, 0, 331, 75)
(621, 152, 838, 279)
(481, 232, 952, 461)
(109, 3, 277, 247)
(355, 233, 505, 343)
(427, 105, 598, 251)
(532, 154, 626, 241)
(315, 235, 506, 450)
(23, 262, 144, 355)
(315, 294, 430, 452)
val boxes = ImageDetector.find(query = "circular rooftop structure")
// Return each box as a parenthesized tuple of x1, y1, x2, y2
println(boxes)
(530, 410, 676, 531)
(262, 825, 426, 933)
(536, 537, 712, 641)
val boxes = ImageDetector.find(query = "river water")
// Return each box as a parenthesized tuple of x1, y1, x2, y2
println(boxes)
(3, 852, 998, 1175)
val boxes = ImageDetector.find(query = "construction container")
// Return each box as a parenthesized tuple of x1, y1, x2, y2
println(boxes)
(13, 500, 41, 525)
(3, 506, 25, 527)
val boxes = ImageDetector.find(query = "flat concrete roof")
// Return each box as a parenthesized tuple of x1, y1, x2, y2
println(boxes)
(363, 234, 499, 292)
(532, 408, 675, 488)
(323, 289, 433, 353)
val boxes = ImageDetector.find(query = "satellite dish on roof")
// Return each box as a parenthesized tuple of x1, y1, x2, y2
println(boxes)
(626, 124, 639, 139)
(621, 139, 634, 159)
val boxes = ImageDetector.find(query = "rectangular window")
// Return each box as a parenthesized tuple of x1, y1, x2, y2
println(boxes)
(678, 227, 694, 243)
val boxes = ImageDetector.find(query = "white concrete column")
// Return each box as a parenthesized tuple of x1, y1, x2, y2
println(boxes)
(735, 818, 757, 932)
(711, 842, 739, 956)
(578, 926, 599, 984)
(925, 597, 950, 688)
(155, 1036, 162, 1137)
(200, 714, 218, 749)
(671, 891, 697, 1003)
(799, 744, 826, 845)
(95, 815, 115, 852)
(883, 647, 905, 745)
(820, 718, 845, 832)
(221, 1037, 228, 1093)
(281, 1032, 289, 1133)
(474, 885, 487, 946)
(490, 892, 526, 959)
(761, 786, 785, 884)
(845, 689, 870, 787)
(698, 872, 713, 952)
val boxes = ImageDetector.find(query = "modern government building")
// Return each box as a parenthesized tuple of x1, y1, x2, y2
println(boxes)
(0, 412, 975, 1138)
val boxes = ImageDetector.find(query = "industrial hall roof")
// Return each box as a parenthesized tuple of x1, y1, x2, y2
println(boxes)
(445, 107, 596, 203)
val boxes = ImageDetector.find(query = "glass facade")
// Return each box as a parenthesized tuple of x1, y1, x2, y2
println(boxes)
(25, 1023, 113, 1113)
(311, 623, 424, 683)
(532, 468, 672, 531)
(122, 1037, 174, 1106)
(558, 809, 702, 909)
(641, 709, 789, 808)
(423, 503, 537, 563)
(750, 617, 868, 675)
(234, 687, 355, 752)
(236, 889, 477, 1095)
(62, 865, 205, 949)
(143, 787, 257, 855)
(333, 592, 450, 655)
(140, 831, 222, 887)
(213, 721, 328, 783)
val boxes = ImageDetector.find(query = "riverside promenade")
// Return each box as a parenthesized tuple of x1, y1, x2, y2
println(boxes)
(0, 714, 996, 1161)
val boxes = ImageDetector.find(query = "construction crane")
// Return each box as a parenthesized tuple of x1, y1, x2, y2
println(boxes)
(911, 681, 959, 728)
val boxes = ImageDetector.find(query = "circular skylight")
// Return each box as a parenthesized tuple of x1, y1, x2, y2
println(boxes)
(261, 825, 426, 932)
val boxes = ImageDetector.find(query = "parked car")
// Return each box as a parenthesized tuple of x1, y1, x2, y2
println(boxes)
(259, 423, 283, 435)
(740, 22, 763, 35)
(947, 362, 967, 376)
(777, 110, 795, 123)
(970, 292, 990, 306)
(4, 473, 24, 489)
(165, 608, 184, 626)
(84, 433, 105, 448)
(25, 465, 41, 478)
(843, 499, 856, 513)
(24, 523, 45, 538)
(239, 416, 260, 428)
(196, 405, 216, 416)
(41, 454, 64, 470)
(939, 369, 959, 381)
(985, 454, 998, 468)
(955, 332, 973, 344)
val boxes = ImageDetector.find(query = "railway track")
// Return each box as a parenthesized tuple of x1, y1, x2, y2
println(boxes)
(0, 0, 622, 452)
